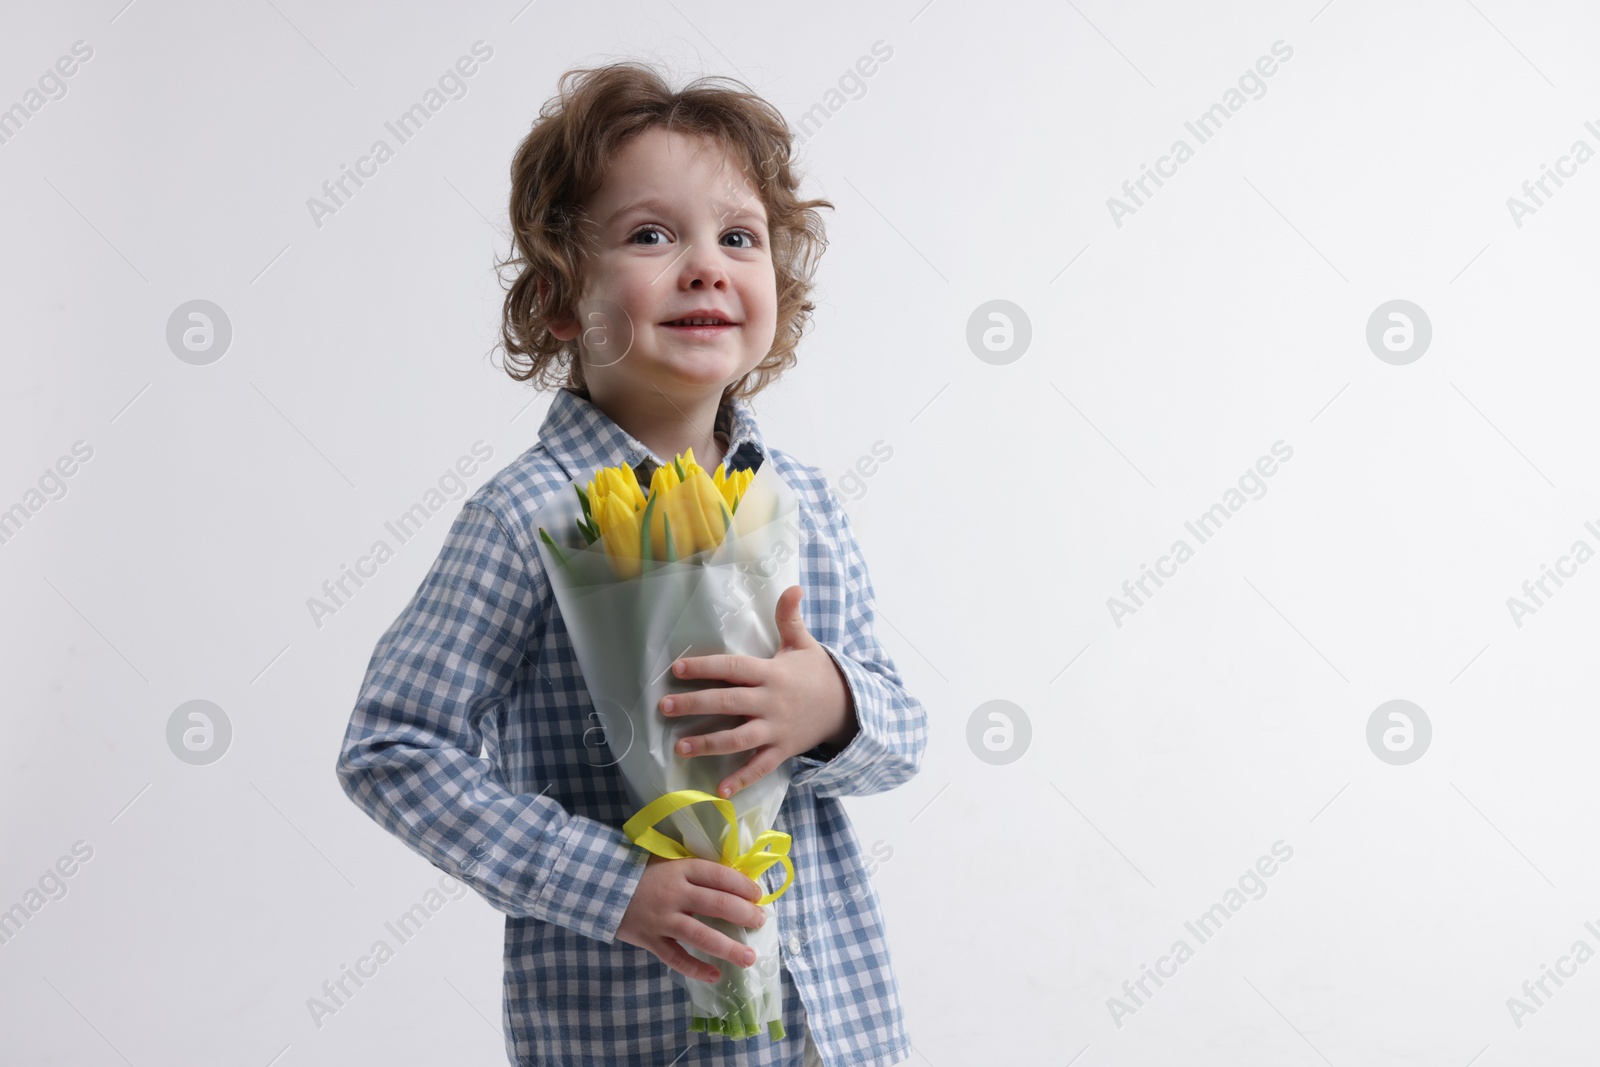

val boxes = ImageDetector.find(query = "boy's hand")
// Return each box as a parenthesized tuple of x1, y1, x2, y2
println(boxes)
(616, 855, 767, 983)
(660, 585, 859, 798)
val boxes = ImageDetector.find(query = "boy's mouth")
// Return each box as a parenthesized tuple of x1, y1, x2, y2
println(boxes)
(660, 313, 739, 337)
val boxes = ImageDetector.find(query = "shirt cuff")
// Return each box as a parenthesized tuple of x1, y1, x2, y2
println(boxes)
(530, 811, 651, 944)
(787, 644, 875, 793)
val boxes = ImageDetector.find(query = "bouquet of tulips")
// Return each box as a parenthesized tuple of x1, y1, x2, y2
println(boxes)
(534, 447, 802, 1041)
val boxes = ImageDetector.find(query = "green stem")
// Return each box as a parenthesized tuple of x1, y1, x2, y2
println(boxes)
(688, 1000, 788, 1040)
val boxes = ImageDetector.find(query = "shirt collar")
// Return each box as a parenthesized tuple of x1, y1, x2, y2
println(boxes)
(536, 386, 767, 487)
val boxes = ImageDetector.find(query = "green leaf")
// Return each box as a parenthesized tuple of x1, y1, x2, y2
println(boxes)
(639, 493, 658, 563)
(537, 527, 569, 569)
(574, 483, 592, 524)
(673, 456, 685, 480)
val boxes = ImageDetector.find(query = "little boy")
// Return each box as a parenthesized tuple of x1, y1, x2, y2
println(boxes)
(336, 61, 926, 1067)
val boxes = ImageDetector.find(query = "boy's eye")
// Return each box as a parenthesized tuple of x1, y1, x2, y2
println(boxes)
(626, 224, 762, 249)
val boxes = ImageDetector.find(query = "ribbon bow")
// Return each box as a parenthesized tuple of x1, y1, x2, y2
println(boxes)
(623, 789, 795, 906)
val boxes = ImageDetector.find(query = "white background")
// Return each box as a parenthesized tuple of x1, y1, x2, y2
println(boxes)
(4, 1, 1600, 1064)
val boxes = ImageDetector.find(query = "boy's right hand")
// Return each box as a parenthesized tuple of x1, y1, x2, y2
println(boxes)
(616, 855, 767, 983)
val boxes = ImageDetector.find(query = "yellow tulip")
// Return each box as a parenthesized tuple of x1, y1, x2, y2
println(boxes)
(647, 458, 682, 497)
(696, 470, 737, 539)
(589, 465, 646, 514)
(543, 449, 753, 578)
(595, 491, 644, 579)
(713, 464, 752, 512)
(648, 468, 732, 559)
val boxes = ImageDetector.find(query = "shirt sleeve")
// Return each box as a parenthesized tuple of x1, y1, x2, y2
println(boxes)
(335, 498, 648, 944)
(787, 485, 928, 798)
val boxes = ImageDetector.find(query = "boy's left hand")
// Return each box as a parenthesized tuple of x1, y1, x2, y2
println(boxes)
(660, 585, 858, 799)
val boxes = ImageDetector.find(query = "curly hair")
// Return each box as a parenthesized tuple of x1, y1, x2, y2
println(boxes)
(494, 61, 834, 401)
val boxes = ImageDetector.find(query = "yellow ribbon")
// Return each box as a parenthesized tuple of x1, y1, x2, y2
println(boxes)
(623, 789, 796, 906)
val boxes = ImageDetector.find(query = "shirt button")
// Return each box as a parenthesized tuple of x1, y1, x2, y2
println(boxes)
(787, 934, 803, 955)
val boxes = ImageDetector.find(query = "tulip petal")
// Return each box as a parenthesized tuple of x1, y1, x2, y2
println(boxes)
(650, 462, 680, 498)
(669, 475, 717, 555)
(687, 471, 727, 551)
(597, 494, 641, 578)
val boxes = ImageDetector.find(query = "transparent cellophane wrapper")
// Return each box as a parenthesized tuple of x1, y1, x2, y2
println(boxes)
(533, 460, 801, 1041)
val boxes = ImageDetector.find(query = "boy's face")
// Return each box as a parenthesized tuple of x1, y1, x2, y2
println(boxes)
(556, 127, 778, 404)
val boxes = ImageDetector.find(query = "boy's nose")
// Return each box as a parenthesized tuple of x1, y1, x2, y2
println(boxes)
(678, 243, 730, 289)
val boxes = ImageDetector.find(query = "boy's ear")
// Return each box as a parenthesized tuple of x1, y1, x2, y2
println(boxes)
(537, 276, 581, 341)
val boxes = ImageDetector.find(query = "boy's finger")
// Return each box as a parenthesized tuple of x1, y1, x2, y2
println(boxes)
(673, 653, 762, 685)
(676, 720, 765, 758)
(660, 938, 721, 984)
(718, 746, 783, 799)
(662, 686, 747, 719)
(689, 884, 766, 930)
(686, 859, 764, 903)
(670, 912, 754, 970)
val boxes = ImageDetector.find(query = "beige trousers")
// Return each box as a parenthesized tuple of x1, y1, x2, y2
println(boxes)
(801, 1016, 825, 1067)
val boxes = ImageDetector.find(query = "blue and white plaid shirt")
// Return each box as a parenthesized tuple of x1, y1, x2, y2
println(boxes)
(337, 386, 927, 1067)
